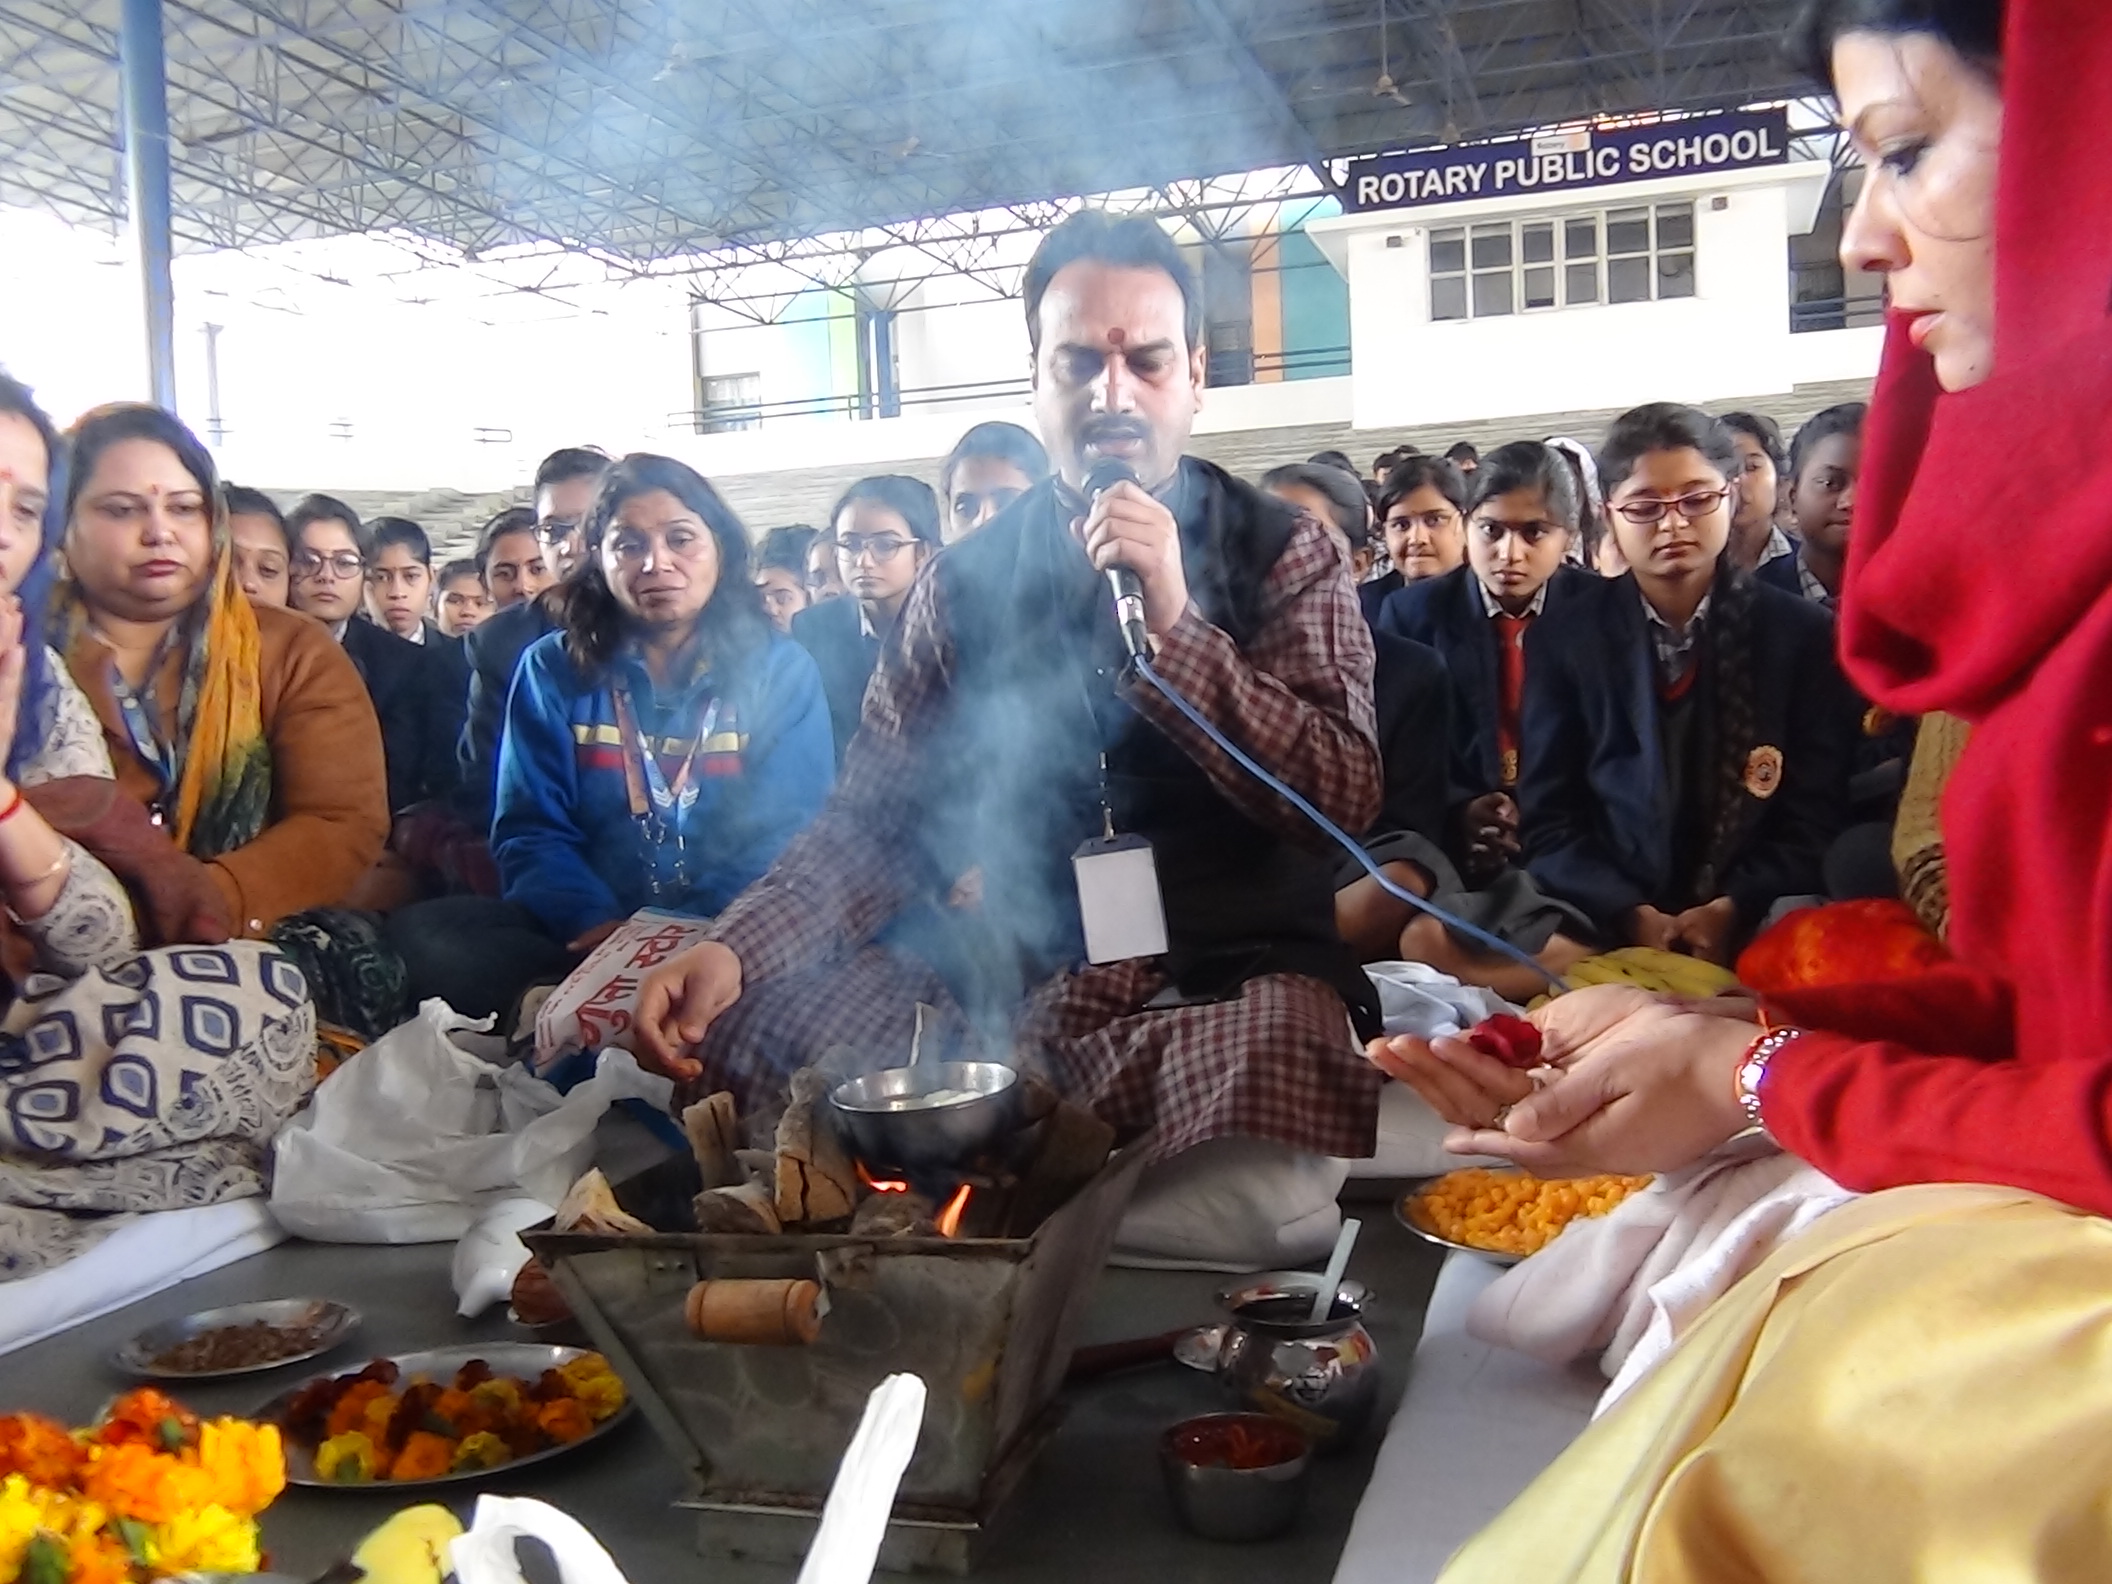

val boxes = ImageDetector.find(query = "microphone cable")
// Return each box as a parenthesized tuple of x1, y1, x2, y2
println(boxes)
(1131, 654, 1568, 993)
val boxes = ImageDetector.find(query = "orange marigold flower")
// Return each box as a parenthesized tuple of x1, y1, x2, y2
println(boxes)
(95, 1388, 197, 1452)
(388, 1432, 455, 1483)
(65, 1529, 132, 1584)
(0, 1414, 84, 1488)
(535, 1399, 594, 1446)
(195, 1419, 286, 1518)
(81, 1441, 214, 1524)
(325, 1381, 393, 1441)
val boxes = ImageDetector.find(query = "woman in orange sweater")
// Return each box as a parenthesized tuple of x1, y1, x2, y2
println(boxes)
(55, 405, 398, 1033)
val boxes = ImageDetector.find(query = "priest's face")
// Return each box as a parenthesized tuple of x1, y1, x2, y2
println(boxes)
(1031, 260, 1204, 495)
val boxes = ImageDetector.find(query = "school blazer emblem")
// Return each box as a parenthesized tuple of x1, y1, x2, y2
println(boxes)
(1744, 744, 1785, 800)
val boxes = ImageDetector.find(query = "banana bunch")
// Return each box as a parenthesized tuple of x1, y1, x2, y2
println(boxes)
(1533, 947, 1742, 1008)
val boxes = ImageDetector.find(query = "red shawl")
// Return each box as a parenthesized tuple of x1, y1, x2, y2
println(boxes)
(1761, 0, 2112, 1211)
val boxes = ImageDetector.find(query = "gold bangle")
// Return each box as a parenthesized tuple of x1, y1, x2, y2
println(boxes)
(6, 849, 70, 890)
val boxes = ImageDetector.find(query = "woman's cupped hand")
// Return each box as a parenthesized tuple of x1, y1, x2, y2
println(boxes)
(1365, 984, 1764, 1179)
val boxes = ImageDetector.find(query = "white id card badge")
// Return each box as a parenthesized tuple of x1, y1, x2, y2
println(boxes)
(1072, 834, 1170, 965)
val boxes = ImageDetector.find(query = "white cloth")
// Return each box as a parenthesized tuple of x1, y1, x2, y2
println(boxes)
(0, 1198, 284, 1358)
(1347, 964, 1513, 1179)
(1332, 1253, 1602, 1584)
(1463, 1133, 1859, 1412)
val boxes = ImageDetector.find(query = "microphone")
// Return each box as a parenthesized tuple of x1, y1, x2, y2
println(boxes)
(1084, 456, 1151, 662)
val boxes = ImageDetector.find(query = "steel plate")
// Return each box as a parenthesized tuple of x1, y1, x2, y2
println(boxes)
(258, 1342, 632, 1490)
(112, 1299, 362, 1382)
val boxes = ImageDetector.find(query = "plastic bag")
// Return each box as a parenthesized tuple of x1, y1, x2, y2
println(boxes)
(270, 999, 673, 1244)
(450, 1495, 632, 1584)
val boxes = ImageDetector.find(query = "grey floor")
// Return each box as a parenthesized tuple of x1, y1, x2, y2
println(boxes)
(0, 1183, 1442, 1582)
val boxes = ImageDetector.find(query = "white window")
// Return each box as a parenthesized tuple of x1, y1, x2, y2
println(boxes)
(699, 372, 762, 434)
(1429, 201, 1696, 322)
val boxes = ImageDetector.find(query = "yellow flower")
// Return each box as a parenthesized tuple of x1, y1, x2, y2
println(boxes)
(149, 1504, 262, 1575)
(571, 1375, 627, 1424)
(315, 1433, 385, 1485)
(449, 1433, 509, 1474)
(195, 1419, 286, 1518)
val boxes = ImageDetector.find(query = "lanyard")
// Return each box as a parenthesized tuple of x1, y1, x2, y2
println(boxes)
(104, 632, 183, 818)
(611, 681, 721, 900)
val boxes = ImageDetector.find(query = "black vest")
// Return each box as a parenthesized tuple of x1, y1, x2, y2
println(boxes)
(924, 459, 1377, 1033)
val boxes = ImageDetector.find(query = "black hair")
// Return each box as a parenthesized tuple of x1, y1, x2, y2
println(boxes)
(940, 421, 1050, 503)
(1788, 401, 1870, 482)
(0, 374, 64, 779)
(436, 556, 483, 591)
(756, 524, 820, 577)
(829, 474, 943, 547)
(533, 446, 611, 493)
(1464, 441, 1582, 532)
(1443, 441, 1481, 467)
(1307, 449, 1359, 474)
(286, 492, 370, 556)
(552, 453, 769, 675)
(474, 506, 538, 576)
(1023, 211, 1202, 356)
(1717, 411, 1788, 473)
(66, 402, 218, 523)
(367, 515, 432, 567)
(1791, 0, 2003, 88)
(1595, 402, 1741, 497)
(222, 484, 288, 546)
(1377, 455, 1467, 519)
(1259, 463, 1370, 549)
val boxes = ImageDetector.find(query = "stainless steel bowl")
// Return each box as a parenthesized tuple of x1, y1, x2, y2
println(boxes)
(112, 1298, 361, 1381)
(827, 1060, 1021, 1173)
(1159, 1413, 1314, 1542)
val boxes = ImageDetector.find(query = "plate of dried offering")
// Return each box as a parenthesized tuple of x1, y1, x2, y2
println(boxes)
(259, 1344, 630, 1488)
(113, 1297, 362, 1381)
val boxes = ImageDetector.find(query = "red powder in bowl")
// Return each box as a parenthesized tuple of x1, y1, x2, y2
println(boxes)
(1168, 1416, 1308, 1471)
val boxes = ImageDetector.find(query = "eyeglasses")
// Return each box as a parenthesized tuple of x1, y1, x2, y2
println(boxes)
(836, 534, 917, 563)
(1472, 517, 1565, 546)
(607, 528, 711, 567)
(293, 550, 364, 579)
(534, 517, 579, 547)
(1610, 488, 1732, 526)
(1385, 510, 1459, 535)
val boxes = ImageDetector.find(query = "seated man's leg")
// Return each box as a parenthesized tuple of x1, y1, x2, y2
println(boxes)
(686, 945, 963, 1117)
(1019, 964, 1381, 1163)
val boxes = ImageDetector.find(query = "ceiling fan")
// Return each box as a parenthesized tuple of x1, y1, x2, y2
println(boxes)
(1372, 0, 1413, 106)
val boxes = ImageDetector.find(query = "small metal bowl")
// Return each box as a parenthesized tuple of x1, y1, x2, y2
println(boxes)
(827, 1060, 1021, 1173)
(112, 1298, 361, 1381)
(1160, 1413, 1314, 1542)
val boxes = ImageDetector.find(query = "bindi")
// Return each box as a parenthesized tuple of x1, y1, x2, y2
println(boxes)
(1106, 328, 1127, 347)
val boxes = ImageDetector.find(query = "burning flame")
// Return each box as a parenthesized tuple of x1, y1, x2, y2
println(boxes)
(935, 1183, 973, 1239)
(856, 1161, 909, 1195)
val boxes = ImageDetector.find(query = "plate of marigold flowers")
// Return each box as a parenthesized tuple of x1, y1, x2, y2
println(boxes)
(257, 1346, 629, 1489)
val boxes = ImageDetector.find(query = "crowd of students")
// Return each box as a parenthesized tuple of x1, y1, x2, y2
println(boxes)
(0, 352, 1891, 1050)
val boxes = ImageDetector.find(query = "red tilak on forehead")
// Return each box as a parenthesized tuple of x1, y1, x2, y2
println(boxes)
(1106, 328, 1127, 347)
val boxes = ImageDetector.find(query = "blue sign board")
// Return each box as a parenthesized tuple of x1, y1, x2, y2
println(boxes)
(1344, 108, 1792, 213)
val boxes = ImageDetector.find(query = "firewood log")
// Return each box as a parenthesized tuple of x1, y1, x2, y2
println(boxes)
(682, 1092, 743, 1190)
(553, 1168, 654, 1237)
(774, 1068, 859, 1225)
(692, 1179, 784, 1235)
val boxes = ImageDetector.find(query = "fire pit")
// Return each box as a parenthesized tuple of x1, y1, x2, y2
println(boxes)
(522, 1071, 1144, 1574)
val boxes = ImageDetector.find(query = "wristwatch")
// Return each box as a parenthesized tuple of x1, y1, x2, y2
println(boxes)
(1734, 1026, 1803, 1137)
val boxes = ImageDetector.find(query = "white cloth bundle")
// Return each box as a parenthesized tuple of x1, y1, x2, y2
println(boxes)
(1464, 1133, 1859, 1411)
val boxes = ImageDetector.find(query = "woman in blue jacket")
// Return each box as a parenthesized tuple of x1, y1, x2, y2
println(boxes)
(389, 454, 833, 1018)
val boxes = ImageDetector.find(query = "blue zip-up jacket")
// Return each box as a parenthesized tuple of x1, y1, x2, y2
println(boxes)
(492, 628, 834, 941)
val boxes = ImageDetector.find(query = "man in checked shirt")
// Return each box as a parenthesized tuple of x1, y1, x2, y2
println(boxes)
(631, 211, 1387, 1168)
